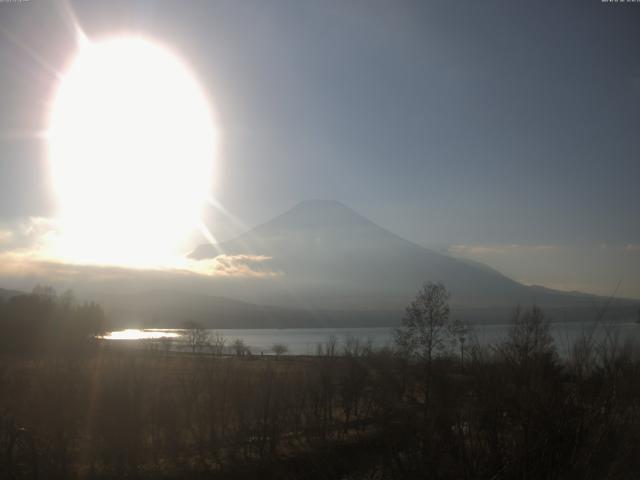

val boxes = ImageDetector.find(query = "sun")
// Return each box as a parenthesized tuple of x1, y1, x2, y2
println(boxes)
(48, 36, 216, 268)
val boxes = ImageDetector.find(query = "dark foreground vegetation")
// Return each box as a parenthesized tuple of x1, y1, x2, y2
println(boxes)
(1, 284, 640, 479)
(0, 285, 107, 355)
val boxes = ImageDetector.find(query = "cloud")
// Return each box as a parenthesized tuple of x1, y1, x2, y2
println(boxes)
(0, 251, 282, 281)
(448, 244, 559, 256)
(450, 243, 640, 257)
(203, 254, 282, 278)
(0, 217, 58, 254)
(0, 251, 282, 291)
(0, 216, 281, 281)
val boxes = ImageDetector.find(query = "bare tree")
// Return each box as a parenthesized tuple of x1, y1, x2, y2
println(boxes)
(325, 334, 337, 357)
(183, 320, 210, 354)
(316, 334, 337, 357)
(232, 338, 249, 357)
(450, 318, 470, 369)
(499, 305, 556, 367)
(32, 284, 57, 301)
(210, 331, 226, 356)
(160, 336, 173, 356)
(271, 343, 288, 357)
(394, 282, 456, 367)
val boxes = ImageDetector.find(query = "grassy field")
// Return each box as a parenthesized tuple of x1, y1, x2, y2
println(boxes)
(2, 325, 640, 480)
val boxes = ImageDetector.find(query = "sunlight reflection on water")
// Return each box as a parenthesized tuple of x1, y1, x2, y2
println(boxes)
(99, 323, 640, 355)
(101, 329, 181, 340)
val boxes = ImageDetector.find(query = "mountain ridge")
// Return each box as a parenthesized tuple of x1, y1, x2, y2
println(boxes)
(190, 200, 638, 313)
(4, 201, 635, 329)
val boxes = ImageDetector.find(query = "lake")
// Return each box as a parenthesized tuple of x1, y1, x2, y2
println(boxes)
(103, 321, 640, 356)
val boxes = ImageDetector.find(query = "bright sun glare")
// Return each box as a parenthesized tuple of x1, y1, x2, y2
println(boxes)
(48, 37, 216, 268)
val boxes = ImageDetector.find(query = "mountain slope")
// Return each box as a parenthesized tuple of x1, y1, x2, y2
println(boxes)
(191, 200, 629, 314)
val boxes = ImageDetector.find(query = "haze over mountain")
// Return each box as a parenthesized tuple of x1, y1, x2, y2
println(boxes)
(185, 200, 636, 325)
(0, 288, 23, 302)
(1, 200, 635, 328)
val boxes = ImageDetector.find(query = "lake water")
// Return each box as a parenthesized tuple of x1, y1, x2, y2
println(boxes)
(104, 321, 640, 356)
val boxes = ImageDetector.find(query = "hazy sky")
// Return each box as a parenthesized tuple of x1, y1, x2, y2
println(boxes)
(0, 0, 639, 297)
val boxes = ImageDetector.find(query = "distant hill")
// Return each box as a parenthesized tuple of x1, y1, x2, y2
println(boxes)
(98, 289, 399, 329)
(0, 288, 22, 301)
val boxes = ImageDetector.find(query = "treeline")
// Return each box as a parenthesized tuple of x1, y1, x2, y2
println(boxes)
(1, 284, 640, 478)
(0, 285, 108, 353)
(2, 322, 640, 479)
